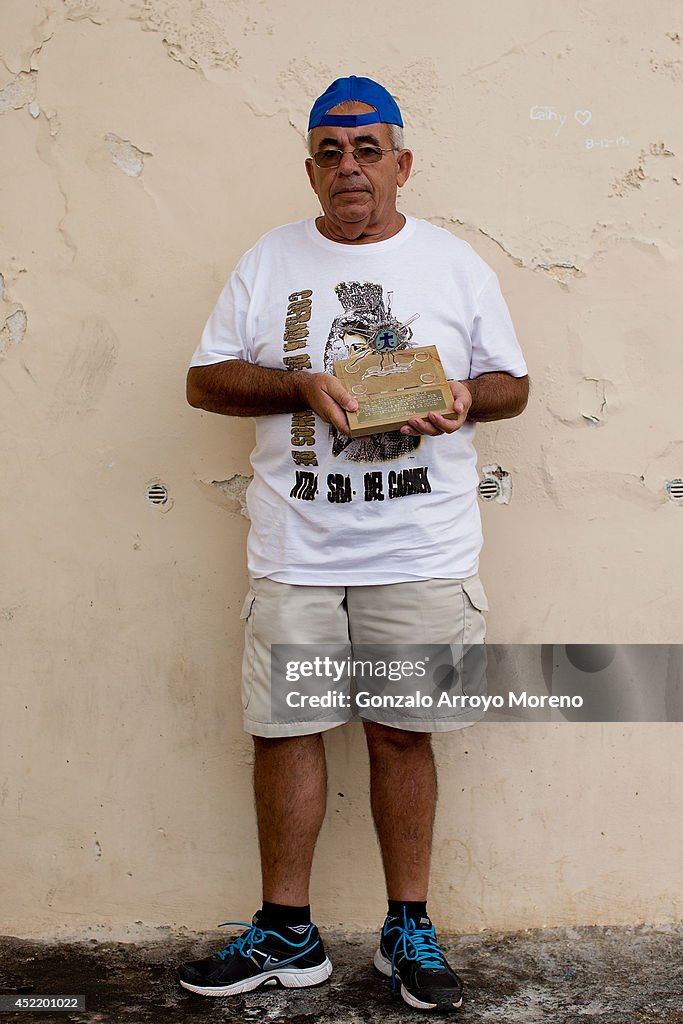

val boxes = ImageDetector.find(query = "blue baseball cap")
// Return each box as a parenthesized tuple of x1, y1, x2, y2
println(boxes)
(308, 75, 403, 131)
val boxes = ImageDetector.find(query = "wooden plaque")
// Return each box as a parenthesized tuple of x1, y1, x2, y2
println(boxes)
(333, 344, 457, 437)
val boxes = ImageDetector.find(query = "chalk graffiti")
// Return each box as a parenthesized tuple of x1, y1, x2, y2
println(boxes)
(529, 105, 631, 149)
(529, 105, 594, 135)
(530, 105, 570, 133)
(585, 136, 631, 150)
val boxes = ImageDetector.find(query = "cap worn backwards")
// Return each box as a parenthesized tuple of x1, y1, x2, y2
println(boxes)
(308, 75, 403, 131)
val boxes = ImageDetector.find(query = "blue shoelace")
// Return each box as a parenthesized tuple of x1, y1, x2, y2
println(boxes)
(214, 920, 312, 961)
(384, 912, 446, 990)
(215, 921, 265, 960)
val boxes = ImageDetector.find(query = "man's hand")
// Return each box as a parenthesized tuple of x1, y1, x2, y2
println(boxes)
(186, 360, 357, 432)
(398, 372, 529, 435)
(299, 371, 358, 436)
(399, 380, 472, 436)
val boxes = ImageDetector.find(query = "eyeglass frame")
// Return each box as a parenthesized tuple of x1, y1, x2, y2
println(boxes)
(311, 145, 398, 169)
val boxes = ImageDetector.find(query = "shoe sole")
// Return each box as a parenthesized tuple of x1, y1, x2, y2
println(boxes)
(374, 948, 463, 1012)
(179, 957, 333, 997)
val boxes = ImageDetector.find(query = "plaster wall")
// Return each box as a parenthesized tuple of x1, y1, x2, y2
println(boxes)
(1, 0, 682, 938)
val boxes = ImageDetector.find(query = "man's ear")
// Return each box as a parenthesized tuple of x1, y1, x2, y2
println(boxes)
(305, 158, 318, 195)
(396, 149, 413, 188)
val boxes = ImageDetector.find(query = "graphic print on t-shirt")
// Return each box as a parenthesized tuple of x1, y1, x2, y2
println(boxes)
(284, 281, 433, 508)
(323, 281, 423, 464)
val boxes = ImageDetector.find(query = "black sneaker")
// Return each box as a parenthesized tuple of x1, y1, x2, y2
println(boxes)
(374, 911, 464, 1012)
(177, 912, 332, 996)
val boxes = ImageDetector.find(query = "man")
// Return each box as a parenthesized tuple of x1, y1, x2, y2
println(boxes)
(178, 75, 528, 1013)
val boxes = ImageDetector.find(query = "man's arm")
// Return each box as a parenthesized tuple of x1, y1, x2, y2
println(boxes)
(399, 372, 529, 436)
(461, 371, 529, 422)
(186, 359, 358, 436)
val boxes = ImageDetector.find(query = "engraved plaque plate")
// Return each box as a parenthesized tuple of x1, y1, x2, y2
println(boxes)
(333, 344, 457, 437)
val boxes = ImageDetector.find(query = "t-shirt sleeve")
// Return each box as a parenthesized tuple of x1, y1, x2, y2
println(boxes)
(189, 269, 253, 367)
(470, 272, 528, 378)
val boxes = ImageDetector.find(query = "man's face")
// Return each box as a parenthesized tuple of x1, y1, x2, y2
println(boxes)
(305, 102, 412, 237)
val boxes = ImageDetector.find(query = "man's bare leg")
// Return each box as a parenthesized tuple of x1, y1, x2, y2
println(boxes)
(177, 732, 331, 995)
(363, 721, 436, 899)
(365, 721, 464, 1012)
(253, 733, 327, 904)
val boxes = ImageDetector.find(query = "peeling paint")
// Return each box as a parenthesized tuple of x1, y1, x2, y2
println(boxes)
(0, 71, 37, 114)
(474, 224, 525, 268)
(426, 217, 583, 282)
(244, 99, 279, 119)
(579, 378, 609, 425)
(649, 142, 675, 158)
(535, 260, 581, 273)
(63, 0, 103, 25)
(45, 110, 60, 138)
(0, 4, 55, 77)
(386, 59, 441, 130)
(547, 378, 617, 430)
(130, 0, 241, 72)
(0, 309, 27, 356)
(278, 55, 325, 90)
(211, 475, 252, 517)
(610, 164, 647, 196)
(28, 12, 56, 72)
(0, 261, 27, 294)
(277, 56, 338, 135)
(195, 475, 252, 518)
(609, 143, 675, 197)
(104, 133, 151, 178)
(533, 260, 583, 284)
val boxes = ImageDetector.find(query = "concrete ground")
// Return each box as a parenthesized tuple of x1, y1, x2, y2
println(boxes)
(1, 924, 682, 1024)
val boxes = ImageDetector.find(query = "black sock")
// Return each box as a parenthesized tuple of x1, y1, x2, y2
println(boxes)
(260, 901, 311, 929)
(388, 899, 428, 922)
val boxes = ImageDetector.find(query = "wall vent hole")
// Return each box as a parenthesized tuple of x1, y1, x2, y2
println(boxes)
(146, 483, 169, 506)
(665, 478, 683, 504)
(478, 478, 501, 501)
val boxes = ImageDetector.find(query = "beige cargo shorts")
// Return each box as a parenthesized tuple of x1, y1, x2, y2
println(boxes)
(239, 575, 489, 737)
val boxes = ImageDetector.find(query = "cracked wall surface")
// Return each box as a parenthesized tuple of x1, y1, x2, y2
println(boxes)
(1, 0, 682, 942)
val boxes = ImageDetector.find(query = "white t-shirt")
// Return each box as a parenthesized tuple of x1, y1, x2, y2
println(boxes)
(190, 216, 527, 585)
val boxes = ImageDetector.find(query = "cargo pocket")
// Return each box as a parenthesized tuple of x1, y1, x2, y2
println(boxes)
(461, 575, 488, 645)
(239, 590, 256, 711)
